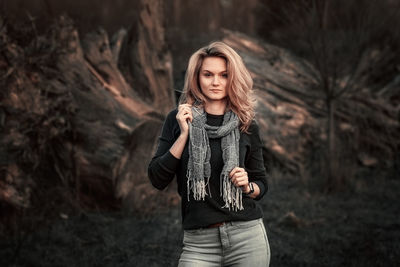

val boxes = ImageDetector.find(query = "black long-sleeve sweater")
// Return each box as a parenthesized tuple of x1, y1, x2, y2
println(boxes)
(148, 109, 268, 230)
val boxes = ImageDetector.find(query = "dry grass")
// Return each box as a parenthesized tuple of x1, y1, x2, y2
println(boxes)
(1, 168, 399, 267)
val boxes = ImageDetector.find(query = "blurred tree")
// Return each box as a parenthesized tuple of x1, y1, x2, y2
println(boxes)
(257, 0, 400, 190)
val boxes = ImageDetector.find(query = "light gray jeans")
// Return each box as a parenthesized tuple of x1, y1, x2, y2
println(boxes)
(178, 218, 270, 267)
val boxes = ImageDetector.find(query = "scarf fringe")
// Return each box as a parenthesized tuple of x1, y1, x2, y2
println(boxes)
(186, 169, 210, 201)
(221, 174, 244, 211)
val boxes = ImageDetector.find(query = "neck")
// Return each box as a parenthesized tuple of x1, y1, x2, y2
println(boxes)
(204, 100, 227, 115)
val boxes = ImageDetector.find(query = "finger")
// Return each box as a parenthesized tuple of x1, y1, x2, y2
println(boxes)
(178, 108, 187, 115)
(179, 108, 192, 117)
(178, 104, 192, 111)
(177, 105, 185, 113)
(237, 174, 248, 181)
(236, 180, 248, 187)
(178, 108, 192, 116)
(183, 114, 193, 122)
(231, 175, 249, 185)
(229, 167, 242, 177)
(234, 170, 247, 177)
(232, 174, 248, 183)
(183, 109, 192, 116)
(231, 171, 247, 181)
(179, 113, 192, 122)
(179, 103, 191, 108)
(232, 178, 248, 187)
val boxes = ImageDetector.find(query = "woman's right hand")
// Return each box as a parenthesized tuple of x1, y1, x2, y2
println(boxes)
(170, 104, 192, 159)
(176, 104, 193, 137)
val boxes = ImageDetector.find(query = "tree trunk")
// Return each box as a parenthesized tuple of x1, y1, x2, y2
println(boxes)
(326, 98, 337, 191)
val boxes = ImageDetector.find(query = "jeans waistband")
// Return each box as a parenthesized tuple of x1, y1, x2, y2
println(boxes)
(205, 218, 263, 229)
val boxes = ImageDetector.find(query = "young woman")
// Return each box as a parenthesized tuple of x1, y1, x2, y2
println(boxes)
(148, 41, 270, 266)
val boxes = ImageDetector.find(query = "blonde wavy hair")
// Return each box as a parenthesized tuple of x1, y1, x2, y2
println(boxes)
(179, 41, 255, 132)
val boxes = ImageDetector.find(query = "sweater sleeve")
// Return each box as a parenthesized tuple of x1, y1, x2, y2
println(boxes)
(246, 121, 268, 200)
(148, 109, 180, 190)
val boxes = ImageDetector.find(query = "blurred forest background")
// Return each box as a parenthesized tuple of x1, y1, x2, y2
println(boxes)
(0, 0, 399, 266)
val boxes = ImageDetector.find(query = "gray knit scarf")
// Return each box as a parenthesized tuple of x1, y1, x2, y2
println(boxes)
(187, 106, 243, 211)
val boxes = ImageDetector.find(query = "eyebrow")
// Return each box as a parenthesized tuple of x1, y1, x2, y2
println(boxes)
(202, 69, 227, 73)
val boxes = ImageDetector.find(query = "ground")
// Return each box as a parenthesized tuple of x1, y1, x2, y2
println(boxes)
(1, 170, 399, 267)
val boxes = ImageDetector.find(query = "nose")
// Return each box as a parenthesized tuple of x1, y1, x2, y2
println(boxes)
(212, 75, 220, 86)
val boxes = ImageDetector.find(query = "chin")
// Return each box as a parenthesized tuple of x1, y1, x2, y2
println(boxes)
(206, 96, 228, 102)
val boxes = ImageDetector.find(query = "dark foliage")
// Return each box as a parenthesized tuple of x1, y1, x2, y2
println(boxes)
(1, 171, 399, 266)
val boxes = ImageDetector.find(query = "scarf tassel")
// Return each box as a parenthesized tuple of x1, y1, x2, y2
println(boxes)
(221, 174, 244, 211)
(187, 169, 210, 201)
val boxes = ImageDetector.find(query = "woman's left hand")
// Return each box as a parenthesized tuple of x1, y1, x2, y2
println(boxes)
(229, 167, 249, 191)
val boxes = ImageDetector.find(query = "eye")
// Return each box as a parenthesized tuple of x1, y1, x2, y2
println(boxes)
(204, 72, 212, 77)
(222, 73, 228, 78)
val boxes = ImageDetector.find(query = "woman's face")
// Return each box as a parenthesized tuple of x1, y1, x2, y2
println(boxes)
(199, 56, 228, 104)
